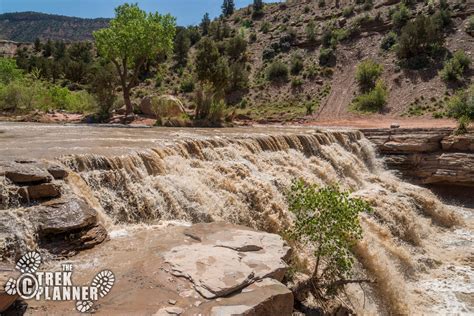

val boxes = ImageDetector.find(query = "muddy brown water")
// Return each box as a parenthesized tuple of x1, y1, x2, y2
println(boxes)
(0, 122, 472, 315)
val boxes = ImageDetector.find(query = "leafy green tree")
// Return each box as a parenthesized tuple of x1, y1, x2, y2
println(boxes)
(356, 60, 383, 92)
(94, 3, 176, 116)
(287, 180, 372, 296)
(174, 28, 191, 66)
(201, 13, 211, 35)
(222, 0, 235, 17)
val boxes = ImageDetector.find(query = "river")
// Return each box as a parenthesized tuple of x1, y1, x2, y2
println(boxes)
(0, 122, 472, 315)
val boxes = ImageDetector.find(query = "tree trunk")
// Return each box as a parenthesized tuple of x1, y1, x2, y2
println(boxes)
(123, 87, 132, 117)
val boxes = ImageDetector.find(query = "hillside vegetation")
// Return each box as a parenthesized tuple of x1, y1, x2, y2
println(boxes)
(0, 12, 109, 42)
(0, 0, 473, 128)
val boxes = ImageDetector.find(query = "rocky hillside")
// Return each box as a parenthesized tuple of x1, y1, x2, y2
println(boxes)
(240, 0, 472, 122)
(135, 0, 473, 124)
(0, 12, 109, 42)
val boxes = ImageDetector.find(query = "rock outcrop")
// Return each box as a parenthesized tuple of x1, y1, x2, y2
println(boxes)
(0, 160, 107, 259)
(362, 128, 474, 187)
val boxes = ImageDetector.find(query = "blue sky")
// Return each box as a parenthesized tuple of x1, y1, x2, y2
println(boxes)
(0, 0, 272, 26)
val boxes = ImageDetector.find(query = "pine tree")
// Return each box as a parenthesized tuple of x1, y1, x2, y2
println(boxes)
(34, 38, 42, 53)
(253, 0, 264, 17)
(174, 28, 191, 66)
(222, 0, 235, 17)
(42, 39, 53, 57)
(200, 13, 211, 35)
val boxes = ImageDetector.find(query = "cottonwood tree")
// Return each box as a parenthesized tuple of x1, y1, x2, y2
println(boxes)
(287, 180, 373, 297)
(94, 3, 176, 116)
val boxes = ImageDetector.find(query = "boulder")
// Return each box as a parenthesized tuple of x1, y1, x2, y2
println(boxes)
(25, 183, 61, 200)
(44, 163, 68, 179)
(164, 224, 290, 299)
(33, 197, 98, 235)
(0, 161, 52, 184)
(140, 95, 186, 118)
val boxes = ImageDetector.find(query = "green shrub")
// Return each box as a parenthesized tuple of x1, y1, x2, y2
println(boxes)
(356, 60, 383, 92)
(306, 21, 317, 43)
(392, 4, 410, 30)
(291, 77, 304, 88)
(180, 77, 195, 93)
(0, 58, 23, 84)
(342, 6, 354, 17)
(362, 0, 373, 11)
(286, 180, 372, 296)
(290, 54, 304, 75)
(381, 31, 397, 51)
(466, 16, 474, 36)
(440, 50, 471, 83)
(352, 81, 388, 112)
(318, 0, 326, 8)
(396, 15, 444, 68)
(0, 78, 97, 113)
(447, 85, 474, 133)
(228, 62, 249, 91)
(88, 61, 117, 118)
(319, 48, 334, 66)
(260, 22, 270, 33)
(266, 61, 289, 82)
(432, 9, 452, 29)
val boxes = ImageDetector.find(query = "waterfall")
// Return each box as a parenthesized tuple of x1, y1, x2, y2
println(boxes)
(2, 128, 469, 314)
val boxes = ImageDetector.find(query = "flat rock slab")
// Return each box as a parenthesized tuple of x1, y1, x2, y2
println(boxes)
(164, 224, 290, 299)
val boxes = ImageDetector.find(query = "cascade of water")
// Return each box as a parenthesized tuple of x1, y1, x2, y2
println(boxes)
(2, 128, 469, 314)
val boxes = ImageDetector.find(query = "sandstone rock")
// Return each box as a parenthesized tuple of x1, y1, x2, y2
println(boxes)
(45, 163, 68, 179)
(363, 128, 474, 186)
(25, 183, 61, 200)
(33, 197, 97, 235)
(164, 224, 290, 299)
(198, 279, 293, 316)
(0, 161, 52, 184)
(141, 95, 186, 118)
(441, 134, 474, 152)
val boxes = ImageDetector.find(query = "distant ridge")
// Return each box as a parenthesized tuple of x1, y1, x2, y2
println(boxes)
(0, 11, 110, 42)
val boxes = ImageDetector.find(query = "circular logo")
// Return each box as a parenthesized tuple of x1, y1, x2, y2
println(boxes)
(16, 273, 39, 299)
